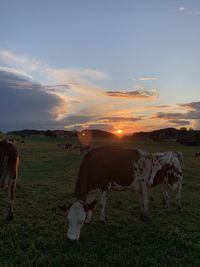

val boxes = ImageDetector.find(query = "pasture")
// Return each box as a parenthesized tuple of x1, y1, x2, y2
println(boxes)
(0, 136, 200, 267)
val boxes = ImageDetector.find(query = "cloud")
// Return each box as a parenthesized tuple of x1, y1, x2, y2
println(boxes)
(132, 76, 158, 81)
(178, 6, 200, 15)
(168, 119, 191, 126)
(153, 112, 183, 120)
(106, 89, 158, 99)
(45, 67, 107, 85)
(179, 102, 200, 110)
(99, 116, 143, 122)
(152, 101, 200, 129)
(0, 67, 33, 80)
(0, 50, 40, 71)
(0, 70, 68, 131)
(179, 6, 186, 11)
(2, 50, 195, 133)
(0, 49, 107, 85)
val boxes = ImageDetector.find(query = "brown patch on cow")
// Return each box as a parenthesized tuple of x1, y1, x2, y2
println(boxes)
(152, 165, 181, 186)
(87, 199, 97, 211)
(75, 146, 140, 201)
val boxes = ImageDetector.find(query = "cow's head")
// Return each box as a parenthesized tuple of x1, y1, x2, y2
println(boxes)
(58, 200, 96, 240)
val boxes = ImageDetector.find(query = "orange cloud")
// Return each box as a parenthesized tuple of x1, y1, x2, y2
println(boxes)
(106, 89, 158, 99)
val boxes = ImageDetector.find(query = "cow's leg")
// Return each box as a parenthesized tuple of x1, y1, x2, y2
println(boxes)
(139, 182, 149, 218)
(7, 180, 16, 220)
(99, 191, 107, 221)
(176, 181, 182, 210)
(160, 183, 170, 207)
(85, 192, 97, 223)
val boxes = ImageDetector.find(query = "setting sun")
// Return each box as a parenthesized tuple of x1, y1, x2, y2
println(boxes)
(115, 129, 123, 135)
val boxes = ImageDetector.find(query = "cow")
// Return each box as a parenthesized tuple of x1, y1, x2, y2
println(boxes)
(195, 152, 200, 157)
(73, 145, 93, 154)
(0, 140, 19, 220)
(58, 143, 72, 150)
(59, 146, 152, 240)
(79, 145, 92, 153)
(65, 143, 72, 149)
(149, 151, 183, 209)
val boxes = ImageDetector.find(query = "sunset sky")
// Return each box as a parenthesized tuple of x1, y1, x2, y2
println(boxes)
(0, 0, 200, 134)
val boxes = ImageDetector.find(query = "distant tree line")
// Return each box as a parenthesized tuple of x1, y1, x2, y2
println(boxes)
(6, 127, 200, 145)
(125, 127, 200, 145)
(6, 129, 116, 139)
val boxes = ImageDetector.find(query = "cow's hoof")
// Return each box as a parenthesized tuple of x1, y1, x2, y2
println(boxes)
(178, 206, 183, 212)
(140, 214, 148, 221)
(6, 214, 13, 221)
(99, 216, 108, 223)
(150, 196, 154, 201)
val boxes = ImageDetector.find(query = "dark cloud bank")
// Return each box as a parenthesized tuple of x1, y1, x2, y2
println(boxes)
(0, 70, 64, 132)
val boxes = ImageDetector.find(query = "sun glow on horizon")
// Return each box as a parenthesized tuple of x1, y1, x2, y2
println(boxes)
(115, 129, 123, 135)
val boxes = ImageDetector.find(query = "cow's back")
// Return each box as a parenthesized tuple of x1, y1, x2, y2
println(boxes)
(75, 146, 140, 200)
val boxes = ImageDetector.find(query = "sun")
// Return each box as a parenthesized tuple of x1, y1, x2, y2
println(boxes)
(115, 129, 123, 135)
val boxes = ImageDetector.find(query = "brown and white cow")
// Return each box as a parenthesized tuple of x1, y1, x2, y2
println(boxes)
(149, 151, 183, 208)
(59, 146, 152, 240)
(0, 140, 19, 220)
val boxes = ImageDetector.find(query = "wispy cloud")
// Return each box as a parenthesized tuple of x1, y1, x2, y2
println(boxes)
(0, 66, 33, 80)
(0, 50, 41, 71)
(0, 49, 107, 85)
(106, 89, 158, 99)
(152, 101, 200, 128)
(98, 116, 143, 122)
(179, 102, 200, 110)
(178, 6, 200, 15)
(153, 112, 183, 120)
(169, 119, 191, 126)
(132, 76, 158, 81)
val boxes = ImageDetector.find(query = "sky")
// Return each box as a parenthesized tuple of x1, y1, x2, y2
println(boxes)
(0, 0, 200, 134)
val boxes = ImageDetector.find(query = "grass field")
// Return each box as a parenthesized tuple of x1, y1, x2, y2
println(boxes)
(0, 136, 200, 267)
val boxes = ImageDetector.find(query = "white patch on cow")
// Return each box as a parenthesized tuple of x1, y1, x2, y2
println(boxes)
(133, 149, 152, 184)
(85, 210, 93, 224)
(67, 202, 86, 240)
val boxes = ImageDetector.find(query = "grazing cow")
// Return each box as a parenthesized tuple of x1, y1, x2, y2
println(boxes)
(0, 140, 19, 220)
(65, 143, 72, 149)
(195, 152, 200, 157)
(73, 145, 92, 154)
(59, 146, 152, 240)
(149, 151, 183, 208)
(58, 143, 72, 150)
(79, 145, 92, 153)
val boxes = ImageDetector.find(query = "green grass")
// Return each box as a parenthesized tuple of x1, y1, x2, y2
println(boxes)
(0, 136, 200, 267)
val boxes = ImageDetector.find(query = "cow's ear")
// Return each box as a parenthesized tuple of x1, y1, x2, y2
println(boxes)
(87, 200, 97, 211)
(58, 204, 71, 213)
